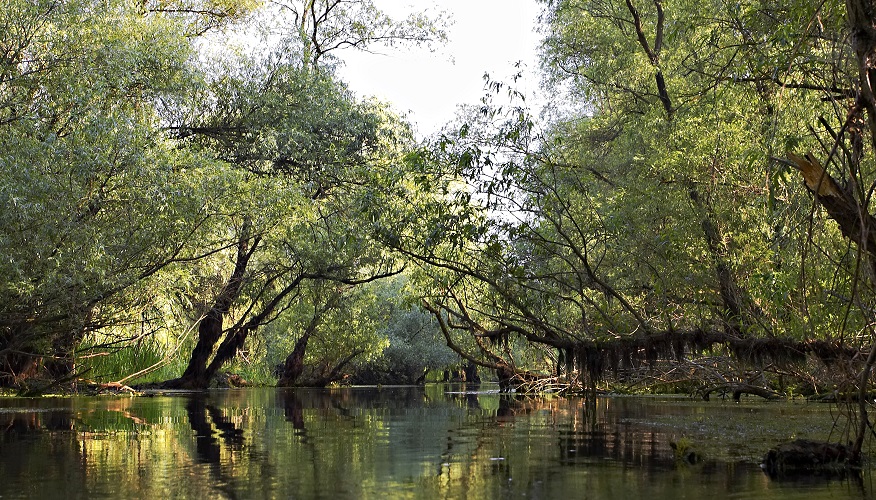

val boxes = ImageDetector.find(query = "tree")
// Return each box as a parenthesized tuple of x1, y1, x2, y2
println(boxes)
(783, 0, 876, 461)
(157, 0, 444, 387)
(369, 0, 876, 405)
(266, 0, 447, 67)
(346, 275, 458, 384)
(0, 0, 441, 390)
(0, 0, 250, 387)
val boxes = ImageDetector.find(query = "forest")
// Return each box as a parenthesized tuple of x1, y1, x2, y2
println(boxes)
(5, 0, 876, 458)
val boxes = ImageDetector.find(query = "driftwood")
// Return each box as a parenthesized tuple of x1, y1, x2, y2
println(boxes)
(699, 383, 782, 401)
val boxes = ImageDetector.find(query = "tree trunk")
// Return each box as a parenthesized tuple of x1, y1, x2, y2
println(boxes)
(203, 274, 318, 384)
(276, 298, 336, 387)
(165, 220, 258, 389)
(176, 309, 227, 388)
(44, 306, 93, 382)
(688, 185, 759, 335)
(308, 349, 364, 387)
(463, 361, 481, 384)
(833, 0, 876, 462)
(203, 326, 252, 382)
(0, 333, 40, 387)
(277, 333, 311, 387)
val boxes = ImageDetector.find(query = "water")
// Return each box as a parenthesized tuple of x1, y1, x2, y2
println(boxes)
(0, 386, 872, 499)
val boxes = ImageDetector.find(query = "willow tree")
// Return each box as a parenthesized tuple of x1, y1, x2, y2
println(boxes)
(154, 1, 446, 389)
(778, 0, 876, 459)
(0, 0, 257, 388)
(372, 0, 876, 414)
(0, 0, 442, 390)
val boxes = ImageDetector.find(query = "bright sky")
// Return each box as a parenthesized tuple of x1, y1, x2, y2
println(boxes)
(337, 1, 543, 138)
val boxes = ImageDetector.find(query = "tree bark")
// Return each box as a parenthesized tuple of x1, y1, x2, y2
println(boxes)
(463, 361, 481, 384)
(787, 0, 876, 460)
(276, 297, 338, 387)
(277, 333, 311, 387)
(785, 153, 876, 256)
(307, 349, 364, 387)
(688, 186, 749, 334)
(848, 0, 876, 150)
(625, 0, 672, 118)
(165, 219, 259, 389)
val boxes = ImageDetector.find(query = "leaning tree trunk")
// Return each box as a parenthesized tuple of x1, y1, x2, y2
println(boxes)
(277, 330, 314, 387)
(308, 349, 364, 387)
(276, 297, 338, 387)
(165, 220, 259, 389)
(463, 361, 481, 385)
(791, 0, 876, 462)
(689, 187, 746, 333)
(201, 274, 312, 383)
(784, 149, 876, 462)
(847, 0, 876, 462)
(422, 299, 543, 392)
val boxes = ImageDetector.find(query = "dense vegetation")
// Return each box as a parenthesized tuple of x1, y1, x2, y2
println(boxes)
(5, 0, 876, 456)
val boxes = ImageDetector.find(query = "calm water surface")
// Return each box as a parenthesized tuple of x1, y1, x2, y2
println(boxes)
(0, 386, 873, 499)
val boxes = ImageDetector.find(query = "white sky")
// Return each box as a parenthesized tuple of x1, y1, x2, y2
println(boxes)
(336, 1, 543, 138)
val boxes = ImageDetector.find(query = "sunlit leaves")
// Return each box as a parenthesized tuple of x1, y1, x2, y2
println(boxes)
(0, 0, 245, 380)
(265, 0, 449, 66)
(144, 0, 261, 35)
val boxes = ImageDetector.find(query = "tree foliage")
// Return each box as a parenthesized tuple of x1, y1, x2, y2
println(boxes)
(0, 0, 227, 384)
(0, 0, 448, 389)
(369, 0, 876, 430)
(12, 1, 876, 460)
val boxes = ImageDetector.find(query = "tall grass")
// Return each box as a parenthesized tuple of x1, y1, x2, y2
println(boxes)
(77, 333, 193, 386)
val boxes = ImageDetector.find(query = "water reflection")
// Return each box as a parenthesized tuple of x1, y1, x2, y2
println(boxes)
(280, 389, 305, 429)
(0, 388, 870, 499)
(184, 396, 248, 499)
(1, 407, 74, 433)
(186, 396, 245, 463)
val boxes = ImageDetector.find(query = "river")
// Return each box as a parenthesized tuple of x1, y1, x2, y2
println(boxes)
(0, 386, 870, 498)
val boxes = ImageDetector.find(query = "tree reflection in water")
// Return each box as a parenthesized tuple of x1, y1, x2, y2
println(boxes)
(185, 396, 244, 462)
(280, 389, 305, 430)
(185, 395, 245, 499)
(0, 388, 868, 499)
(1, 409, 73, 433)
